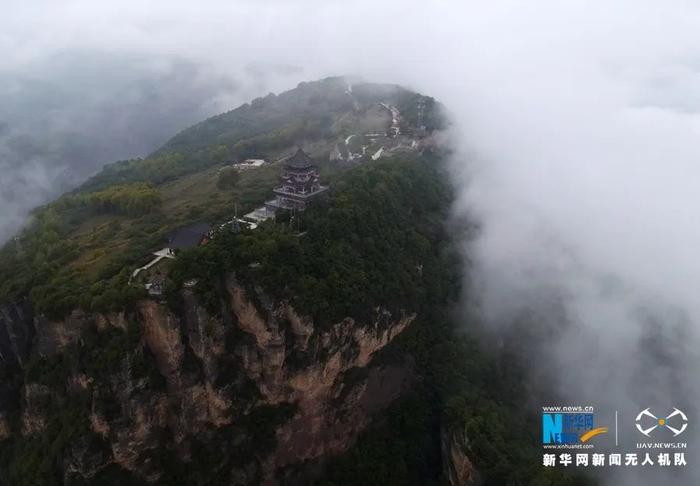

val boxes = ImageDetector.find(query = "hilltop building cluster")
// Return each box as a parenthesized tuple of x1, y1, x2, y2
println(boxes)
(130, 222, 214, 295)
(266, 149, 328, 212)
(131, 94, 435, 297)
(330, 98, 431, 164)
(245, 148, 327, 223)
(132, 148, 328, 294)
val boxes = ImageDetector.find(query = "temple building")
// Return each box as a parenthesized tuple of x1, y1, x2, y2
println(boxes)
(166, 222, 212, 252)
(265, 148, 328, 212)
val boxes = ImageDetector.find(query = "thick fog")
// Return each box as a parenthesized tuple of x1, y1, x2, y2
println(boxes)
(4, 1, 700, 483)
(0, 47, 303, 241)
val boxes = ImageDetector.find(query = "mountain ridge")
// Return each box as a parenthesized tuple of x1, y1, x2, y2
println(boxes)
(0, 77, 586, 486)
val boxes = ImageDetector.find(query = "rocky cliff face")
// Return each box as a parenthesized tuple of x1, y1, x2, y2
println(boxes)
(0, 301, 34, 443)
(0, 275, 415, 484)
(0, 301, 34, 368)
(442, 425, 480, 486)
(222, 275, 414, 484)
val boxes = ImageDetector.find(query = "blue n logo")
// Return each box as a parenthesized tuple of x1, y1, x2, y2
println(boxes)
(542, 413, 562, 444)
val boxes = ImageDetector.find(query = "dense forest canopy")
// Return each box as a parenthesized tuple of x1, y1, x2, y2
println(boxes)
(168, 156, 452, 326)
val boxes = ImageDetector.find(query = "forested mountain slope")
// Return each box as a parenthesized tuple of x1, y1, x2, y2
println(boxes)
(0, 78, 589, 486)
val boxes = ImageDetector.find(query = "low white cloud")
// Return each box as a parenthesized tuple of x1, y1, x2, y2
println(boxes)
(3, 1, 700, 482)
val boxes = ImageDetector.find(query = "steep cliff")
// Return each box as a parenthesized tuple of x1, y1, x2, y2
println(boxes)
(442, 425, 479, 486)
(0, 302, 34, 368)
(0, 274, 417, 484)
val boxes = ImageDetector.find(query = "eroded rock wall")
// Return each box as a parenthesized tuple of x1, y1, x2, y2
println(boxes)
(1, 276, 415, 484)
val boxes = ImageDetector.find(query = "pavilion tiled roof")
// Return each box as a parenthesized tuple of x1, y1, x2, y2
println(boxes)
(284, 148, 315, 169)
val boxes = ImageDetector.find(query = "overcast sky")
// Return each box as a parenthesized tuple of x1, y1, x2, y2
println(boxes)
(3, 1, 700, 482)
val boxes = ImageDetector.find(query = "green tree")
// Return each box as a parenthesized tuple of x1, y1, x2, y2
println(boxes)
(217, 166, 241, 190)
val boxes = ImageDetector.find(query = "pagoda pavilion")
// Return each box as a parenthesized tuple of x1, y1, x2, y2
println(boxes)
(265, 148, 328, 212)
